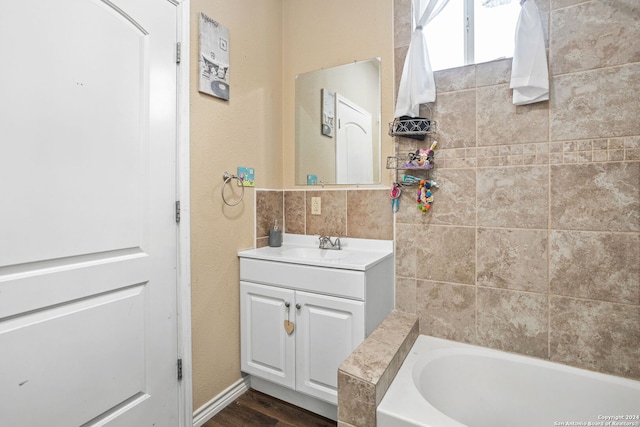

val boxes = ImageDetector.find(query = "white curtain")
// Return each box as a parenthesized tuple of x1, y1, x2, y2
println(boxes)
(510, 0, 549, 105)
(394, 0, 450, 118)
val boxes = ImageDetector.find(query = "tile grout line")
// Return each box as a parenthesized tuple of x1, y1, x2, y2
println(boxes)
(474, 64, 479, 344)
(547, 61, 553, 360)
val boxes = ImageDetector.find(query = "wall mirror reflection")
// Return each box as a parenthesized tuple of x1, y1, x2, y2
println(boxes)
(295, 58, 381, 185)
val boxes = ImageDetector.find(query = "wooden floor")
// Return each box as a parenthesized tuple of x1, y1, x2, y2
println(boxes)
(202, 389, 337, 427)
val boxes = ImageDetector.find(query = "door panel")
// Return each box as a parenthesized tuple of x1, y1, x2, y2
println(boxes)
(1, 285, 146, 427)
(0, 0, 179, 425)
(295, 291, 364, 404)
(240, 282, 295, 389)
(335, 94, 373, 184)
(1, 0, 148, 267)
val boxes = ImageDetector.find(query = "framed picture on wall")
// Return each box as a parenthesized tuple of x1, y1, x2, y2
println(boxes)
(321, 88, 335, 137)
(198, 13, 230, 100)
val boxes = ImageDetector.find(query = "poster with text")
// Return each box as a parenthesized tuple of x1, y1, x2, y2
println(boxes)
(199, 13, 230, 100)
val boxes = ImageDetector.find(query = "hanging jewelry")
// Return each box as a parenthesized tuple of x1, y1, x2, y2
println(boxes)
(417, 179, 439, 214)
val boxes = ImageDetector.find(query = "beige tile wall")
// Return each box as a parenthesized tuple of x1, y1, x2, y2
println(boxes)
(255, 189, 394, 247)
(394, 0, 640, 379)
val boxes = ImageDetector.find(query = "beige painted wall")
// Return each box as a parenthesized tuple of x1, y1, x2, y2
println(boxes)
(190, 0, 394, 411)
(190, 0, 283, 409)
(282, 0, 395, 188)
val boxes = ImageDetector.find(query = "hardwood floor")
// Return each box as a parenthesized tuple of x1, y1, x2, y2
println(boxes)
(202, 389, 337, 427)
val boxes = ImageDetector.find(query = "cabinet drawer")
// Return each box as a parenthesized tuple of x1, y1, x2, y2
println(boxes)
(240, 258, 365, 300)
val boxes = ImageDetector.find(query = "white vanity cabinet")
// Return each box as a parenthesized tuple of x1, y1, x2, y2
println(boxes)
(238, 235, 393, 412)
(240, 281, 364, 404)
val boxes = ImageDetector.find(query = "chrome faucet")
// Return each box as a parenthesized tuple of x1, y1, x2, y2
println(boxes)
(319, 236, 341, 250)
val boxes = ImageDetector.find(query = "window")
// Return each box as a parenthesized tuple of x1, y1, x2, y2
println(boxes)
(424, 0, 521, 71)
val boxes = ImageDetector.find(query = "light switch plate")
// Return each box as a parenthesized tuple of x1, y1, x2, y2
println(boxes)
(311, 197, 321, 215)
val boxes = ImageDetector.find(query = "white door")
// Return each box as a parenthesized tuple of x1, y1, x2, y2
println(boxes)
(295, 291, 364, 404)
(240, 282, 296, 389)
(0, 0, 180, 426)
(335, 94, 373, 184)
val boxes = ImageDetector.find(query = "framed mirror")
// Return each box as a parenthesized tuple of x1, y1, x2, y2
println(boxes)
(295, 58, 381, 185)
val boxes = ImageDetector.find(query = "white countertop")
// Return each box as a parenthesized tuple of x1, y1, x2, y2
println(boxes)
(238, 234, 393, 271)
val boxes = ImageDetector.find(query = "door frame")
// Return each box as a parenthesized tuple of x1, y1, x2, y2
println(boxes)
(176, 1, 193, 426)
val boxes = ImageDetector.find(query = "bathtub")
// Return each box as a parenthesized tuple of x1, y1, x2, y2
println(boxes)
(377, 335, 640, 427)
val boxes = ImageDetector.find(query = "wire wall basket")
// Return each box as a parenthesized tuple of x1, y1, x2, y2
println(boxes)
(386, 152, 435, 170)
(388, 117, 437, 137)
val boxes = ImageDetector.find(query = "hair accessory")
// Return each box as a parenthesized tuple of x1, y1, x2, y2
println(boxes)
(402, 174, 421, 183)
(417, 179, 439, 214)
(390, 183, 402, 213)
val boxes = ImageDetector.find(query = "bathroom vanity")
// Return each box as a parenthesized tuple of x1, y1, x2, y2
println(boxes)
(238, 234, 393, 418)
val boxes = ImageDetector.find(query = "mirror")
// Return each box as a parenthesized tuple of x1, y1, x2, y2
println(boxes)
(295, 58, 381, 185)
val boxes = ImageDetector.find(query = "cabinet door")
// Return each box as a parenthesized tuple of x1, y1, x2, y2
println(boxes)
(240, 282, 295, 389)
(295, 291, 365, 404)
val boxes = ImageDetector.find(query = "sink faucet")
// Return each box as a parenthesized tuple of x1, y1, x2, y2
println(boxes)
(319, 236, 341, 250)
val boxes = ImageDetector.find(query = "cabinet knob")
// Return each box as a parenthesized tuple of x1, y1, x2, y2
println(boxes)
(296, 303, 301, 310)
(285, 302, 290, 308)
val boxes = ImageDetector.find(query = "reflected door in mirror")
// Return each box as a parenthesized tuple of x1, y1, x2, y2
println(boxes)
(295, 58, 381, 185)
(336, 94, 373, 184)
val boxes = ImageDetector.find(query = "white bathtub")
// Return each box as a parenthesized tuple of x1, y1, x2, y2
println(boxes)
(377, 335, 640, 427)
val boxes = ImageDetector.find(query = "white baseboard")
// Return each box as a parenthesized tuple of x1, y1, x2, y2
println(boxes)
(192, 376, 251, 427)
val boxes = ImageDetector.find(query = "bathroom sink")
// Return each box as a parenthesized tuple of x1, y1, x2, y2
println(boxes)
(238, 234, 393, 271)
(281, 247, 349, 260)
